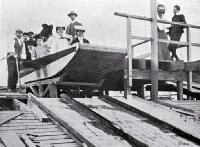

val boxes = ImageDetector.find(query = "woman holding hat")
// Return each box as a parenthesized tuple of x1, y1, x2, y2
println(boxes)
(157, 4, 170, 61)
(66, 11, 82, 40)
(70, 25, 89, 45)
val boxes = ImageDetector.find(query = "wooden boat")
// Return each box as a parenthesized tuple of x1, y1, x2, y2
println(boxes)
(20, 44, 126, 85)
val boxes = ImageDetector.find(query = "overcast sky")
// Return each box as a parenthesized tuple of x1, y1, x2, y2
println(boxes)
(0, 0, 200, 85)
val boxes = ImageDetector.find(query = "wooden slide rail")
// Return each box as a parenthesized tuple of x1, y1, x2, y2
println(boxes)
(114, 0, 200, 100)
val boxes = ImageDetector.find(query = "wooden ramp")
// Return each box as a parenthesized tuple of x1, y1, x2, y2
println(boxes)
(159, 100, 200, 115)
(106, 95, 200, 142)
(0, 107, 83, 147)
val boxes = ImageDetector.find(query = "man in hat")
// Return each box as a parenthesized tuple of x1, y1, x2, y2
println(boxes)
(157, 4, 170, 60)
(70, 25, 90, 45)
(66, 11, 82, 40)
(51, 25, 71, 53)
(14, 29, 26, 60)
(7, 29, 26, 92)
(168, 5, 187, 61)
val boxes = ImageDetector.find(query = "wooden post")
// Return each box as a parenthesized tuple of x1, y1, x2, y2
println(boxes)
(186, 26, 192, 100)
(124, 57, 128, 98)
(48, 84, 58, 98)
(177, 80, 183, 100)
(126, 16, 132, 98)
(150, 0, 159, 101)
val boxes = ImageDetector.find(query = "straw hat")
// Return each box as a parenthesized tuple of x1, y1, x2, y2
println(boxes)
(157, 4, 166, 13)
(74, 25, 85, 32)
(68, 11, 78, 17)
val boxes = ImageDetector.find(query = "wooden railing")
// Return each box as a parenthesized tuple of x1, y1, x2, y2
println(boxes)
(114, 0, 200, 100)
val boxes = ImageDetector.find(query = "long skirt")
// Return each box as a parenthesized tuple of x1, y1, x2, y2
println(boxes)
(158, 30, 170, 60)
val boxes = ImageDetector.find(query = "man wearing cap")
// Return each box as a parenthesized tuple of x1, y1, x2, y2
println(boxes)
(70, 25, 90, 45)
(66, 11, 82, 40)
(51, 26, 71, 54)
(7, 29, 26, 92)
(157, 4, 170, 60)
(14, 29, 26, 60)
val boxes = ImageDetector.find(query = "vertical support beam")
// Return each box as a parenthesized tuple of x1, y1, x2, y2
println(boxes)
(150, 0, 159, 101)
(126, 16, 132, 98)
(186, 26, 192, 100)
(124, 57, 128, 98)
(48, 84, 58, 98)
(177, 80, 183, 100)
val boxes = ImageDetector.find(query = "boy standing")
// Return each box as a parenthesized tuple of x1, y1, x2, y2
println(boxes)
(168, 5, 186, 61)
(31, 36, 50, 77)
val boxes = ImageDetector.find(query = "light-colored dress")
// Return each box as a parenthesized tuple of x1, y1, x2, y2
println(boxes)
(157, 15, 170, 61)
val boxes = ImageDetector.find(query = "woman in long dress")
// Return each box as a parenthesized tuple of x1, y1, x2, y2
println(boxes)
(157, 4, 170, 61)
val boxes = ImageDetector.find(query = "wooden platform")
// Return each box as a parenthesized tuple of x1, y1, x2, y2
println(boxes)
(0, 110, 82, 147)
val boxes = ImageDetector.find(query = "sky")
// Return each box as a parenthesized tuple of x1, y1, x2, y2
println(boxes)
(0, 0, 200, 85)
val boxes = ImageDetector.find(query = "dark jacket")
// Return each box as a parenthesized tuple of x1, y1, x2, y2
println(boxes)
(70, 37, 90, 45)
(66, 21, 82, 39)
(168, 14, 186, 37)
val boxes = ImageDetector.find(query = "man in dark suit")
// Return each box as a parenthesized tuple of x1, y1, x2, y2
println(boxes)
(66, 11, 82, 40)
(168, 5, 186, 61)
(70, 25, 90, 45)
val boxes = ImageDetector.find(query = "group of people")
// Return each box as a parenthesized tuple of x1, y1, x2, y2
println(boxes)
(157, 4, 186, 61)
(7, 10, 90, 91)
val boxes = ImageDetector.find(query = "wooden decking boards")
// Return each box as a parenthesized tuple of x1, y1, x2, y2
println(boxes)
(74, 97, 199, 147)
(105, 95, 200, 142)
(0, 110, 82, 147)
(29, 96, 132, 147)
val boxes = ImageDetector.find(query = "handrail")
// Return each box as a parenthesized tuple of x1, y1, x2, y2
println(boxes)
(114, 12, 200, 29)
(131, 35, 200, 47)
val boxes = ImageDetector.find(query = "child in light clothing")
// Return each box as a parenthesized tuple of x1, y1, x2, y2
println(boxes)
(31, 37, 50, 59)
(30, 36, 50, 78)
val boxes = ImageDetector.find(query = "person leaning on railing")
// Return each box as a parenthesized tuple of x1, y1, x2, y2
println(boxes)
(157, 4, 170, 61)
(167, 5, 187, 61)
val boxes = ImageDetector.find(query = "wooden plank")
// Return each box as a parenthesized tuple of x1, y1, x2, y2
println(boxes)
(28, 93, 131, 147)
(114, 12, 200, 29)
(107, 95, 200, 143)
(20, 134, 37, 147)
(0, 111, 23, 126)
(75, 98, 198, 147)
(132, 69, 183, 81)
(28, 99, 50, 122)
(26, 77, 60, 86)
(0, 133, 26, 147)
(0, 93, 27, 99)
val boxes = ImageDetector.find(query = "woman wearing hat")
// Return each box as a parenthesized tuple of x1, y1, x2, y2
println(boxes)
(157, 4, 170, 61)
(66, 11, 82, 40)
(70, 25, 90, 45)
(50, 26, 71, 54)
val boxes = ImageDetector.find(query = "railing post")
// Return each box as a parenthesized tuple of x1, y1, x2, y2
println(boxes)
(186, 26, 192, 100)
(150, 0, 159, 101)
(125, 16, 132, 98)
